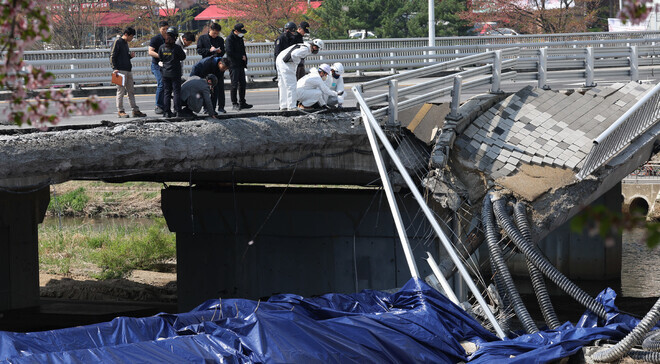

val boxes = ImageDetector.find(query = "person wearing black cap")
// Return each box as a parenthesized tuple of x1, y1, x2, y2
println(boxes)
(225, 23, 252, 111)
(294, 21, 310, 80)
(275, 22, 297, 59)
(158, 27, 186, 117)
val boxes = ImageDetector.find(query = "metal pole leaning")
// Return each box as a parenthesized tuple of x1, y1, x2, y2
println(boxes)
(585, 47, 596, 87)
(359, 106, 420, 280)
(426, 252, 460, 305)
(352, 86, 507, 339)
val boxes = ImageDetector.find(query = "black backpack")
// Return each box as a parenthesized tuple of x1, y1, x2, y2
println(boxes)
(282, 44, 303, 63)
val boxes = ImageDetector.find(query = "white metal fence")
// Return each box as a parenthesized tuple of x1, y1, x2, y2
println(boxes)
(19, 31, 660, 88)
(577, 82, 660, 180)
(351, 42, 660, 180)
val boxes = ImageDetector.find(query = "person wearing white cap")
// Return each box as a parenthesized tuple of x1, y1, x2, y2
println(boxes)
(324, 62, 345, 108)
(296, 63, 341, 109)
(276, 38, 324, 111)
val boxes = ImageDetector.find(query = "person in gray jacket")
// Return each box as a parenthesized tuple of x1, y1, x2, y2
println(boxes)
(179, 74, 221, 118)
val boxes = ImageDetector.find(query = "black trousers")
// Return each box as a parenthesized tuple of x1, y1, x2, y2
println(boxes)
(163, 76, 182, 113)
(229, 67, 246, 105)
(211, 72, 225, 111)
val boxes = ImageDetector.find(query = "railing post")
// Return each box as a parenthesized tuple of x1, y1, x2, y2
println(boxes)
(355, 53, 362, 76)
(70, 57, 78, 91)
(390, 52, 396, 74)
(630, 45, 639, 82)
(491, 50, 502, 94)
(538, 48, 550, 90)
(388, 79, 398, 126)
(585, 46, 596, 87)
(449, 75, 462, 120)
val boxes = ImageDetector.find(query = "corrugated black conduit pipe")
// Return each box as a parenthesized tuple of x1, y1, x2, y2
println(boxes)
(513, 201, 561, 329)
(483, 195, 538, 334)
(593, 297, 660, 362)
(492, 196, 608, 320)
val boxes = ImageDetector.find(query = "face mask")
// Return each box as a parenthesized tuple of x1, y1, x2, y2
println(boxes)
(333, 73, 340, 79)
(238, 33, 244, 38)
(311, 47, 319, 54)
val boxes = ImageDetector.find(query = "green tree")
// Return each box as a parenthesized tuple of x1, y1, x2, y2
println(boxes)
(312, 0, 470, 39)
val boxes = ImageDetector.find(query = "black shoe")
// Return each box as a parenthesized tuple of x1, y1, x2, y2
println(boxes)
(232, 104, 240, 111)
(239, 103, 253, 110)
(154, 106, 164, 115)
(164, 111, 175, 118)
(217, 108, 226, 114)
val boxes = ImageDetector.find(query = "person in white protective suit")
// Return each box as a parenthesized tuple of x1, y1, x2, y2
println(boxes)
(276, 39, 324, 111)
(324, 62, 345, 108)
(296, 63, 341, 109)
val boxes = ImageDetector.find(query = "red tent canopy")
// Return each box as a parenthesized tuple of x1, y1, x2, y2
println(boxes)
(99, 12, 134, 27)
(194, 5, 235, 21)
(195, 1, 321, 21)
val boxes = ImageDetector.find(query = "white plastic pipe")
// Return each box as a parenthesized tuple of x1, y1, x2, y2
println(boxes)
(425, 252, 460, 305)
(353, 86, 506, 339)
(360, 107, 420, 279)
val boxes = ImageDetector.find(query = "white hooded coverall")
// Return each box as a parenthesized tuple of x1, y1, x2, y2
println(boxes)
(324, 74, 345, 107)
(296, 69, 338, 107)
(276, 43, 312, 110)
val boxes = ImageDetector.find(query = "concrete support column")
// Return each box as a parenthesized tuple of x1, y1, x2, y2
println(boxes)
(0, 186, 49, 311)
(161, 185, 437, 312)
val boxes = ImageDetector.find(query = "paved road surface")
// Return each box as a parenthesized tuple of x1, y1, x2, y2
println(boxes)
(0, 76, 639, 129)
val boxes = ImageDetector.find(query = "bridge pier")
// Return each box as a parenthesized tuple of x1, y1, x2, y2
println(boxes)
(0, 186, 49, 311)
(161, 185, 437, 312)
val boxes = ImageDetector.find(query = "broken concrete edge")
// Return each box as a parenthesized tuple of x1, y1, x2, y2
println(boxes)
(0, 110, 389, 191)
(0, 108, 361, 135)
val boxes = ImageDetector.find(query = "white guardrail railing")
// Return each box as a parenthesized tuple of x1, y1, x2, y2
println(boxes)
(577, 82, 660, 180)
(351, 41, 660, 181)
(17, 31, 660, 88)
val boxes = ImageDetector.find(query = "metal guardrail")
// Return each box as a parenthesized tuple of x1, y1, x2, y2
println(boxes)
(358, 49, 518, 124)
(577, 82, 660, 180)
(17, 32, 660, 88)
(349, 42, 660, 180)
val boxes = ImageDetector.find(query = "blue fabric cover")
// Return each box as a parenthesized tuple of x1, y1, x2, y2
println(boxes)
(0, 280, 651, 363)
(469, 288, 655, 363)
(0, 279, 496, 363)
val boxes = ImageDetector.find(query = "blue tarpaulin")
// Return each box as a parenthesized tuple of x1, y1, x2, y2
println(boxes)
(0, 280, 651, 363)
(0, 279, 496, 363)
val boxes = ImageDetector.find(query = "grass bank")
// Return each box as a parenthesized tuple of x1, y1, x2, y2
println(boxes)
(41, 181, 176, 280)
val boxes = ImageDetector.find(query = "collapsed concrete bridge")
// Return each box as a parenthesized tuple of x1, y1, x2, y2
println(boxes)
(0, 80, 658, 314)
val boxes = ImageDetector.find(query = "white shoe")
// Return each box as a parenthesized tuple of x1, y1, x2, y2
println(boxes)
(287, 108, 299, 111)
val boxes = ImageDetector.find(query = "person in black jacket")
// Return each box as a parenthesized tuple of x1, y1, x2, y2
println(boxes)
(190, 56, 230, 114)
(274, 22, 296, 59)
(148, 20, 169, 114)
(225, 23, 252, 111)
(294, 21, 309, 80)
(110, 27, 146, 118)
(158, 27, 186, 117)
(197, 22, 225, 59)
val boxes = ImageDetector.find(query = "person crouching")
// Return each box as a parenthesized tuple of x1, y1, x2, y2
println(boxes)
(296, 64, 340, 109)
(158, 27, 186, 117)
(179, 74, 221, 118)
